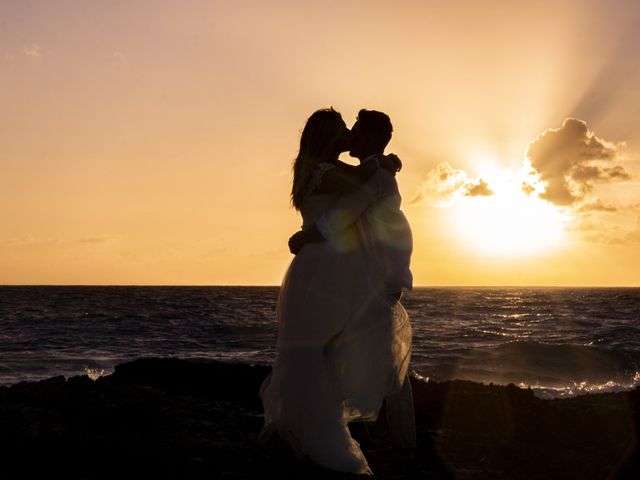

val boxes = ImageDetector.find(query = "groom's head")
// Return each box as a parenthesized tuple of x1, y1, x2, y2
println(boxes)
(349, 109, 393, 160)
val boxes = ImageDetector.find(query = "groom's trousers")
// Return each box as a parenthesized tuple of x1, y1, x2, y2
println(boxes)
(382, 292, 416, 449)
(385, 372, 417, 449)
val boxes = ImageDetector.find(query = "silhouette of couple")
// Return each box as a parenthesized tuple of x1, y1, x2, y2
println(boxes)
(259, 108, 415, 475)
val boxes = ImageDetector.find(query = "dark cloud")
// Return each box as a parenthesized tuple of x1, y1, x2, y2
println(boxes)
(465, 179, 494, 197)
(571, 164, 631, 183)
(604, 165, 632, 180)
(526, 118, 629, 206)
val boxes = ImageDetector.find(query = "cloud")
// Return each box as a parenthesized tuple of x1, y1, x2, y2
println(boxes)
(624, 230, 640, 243)
(4, 234, 57, 246)
(112, 51, 125, 70)
(23, 44, 42, 57)
(566, 217, 600, 232)
(410, 162, 493, 207)
(604, 216, 640, 244)
(465, 179, 494, 197)
(198, 247, 229, 258)
(583, 233, 624, 245)
(76, 234, 122, 245)
(584, 228, 640, 245)
(4, 234, 123, 247)
(576, 199, 618, 213)
(571, 164, 631, 182)
(570, 213, 640, 244)
(521, 182, 536, 195)
(525, 118, 630, 206)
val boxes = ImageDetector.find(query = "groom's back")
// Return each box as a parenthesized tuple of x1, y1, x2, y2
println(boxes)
(360, 169, 413, 293)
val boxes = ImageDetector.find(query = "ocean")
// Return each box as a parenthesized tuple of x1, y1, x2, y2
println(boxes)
(1, 286, 639, 398)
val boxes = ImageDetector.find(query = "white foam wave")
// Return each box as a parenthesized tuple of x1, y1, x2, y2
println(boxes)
(518, 373, 640, 399)
(83, 366, 110, 381)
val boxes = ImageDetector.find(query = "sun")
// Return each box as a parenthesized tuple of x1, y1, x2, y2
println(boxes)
(448, 166, 570, 257)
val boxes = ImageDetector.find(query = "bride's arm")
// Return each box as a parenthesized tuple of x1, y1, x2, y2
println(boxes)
(314, 155, 401, 238)
(288, 188, 376, 255)
(288, 175, 380, 254)
(288, 155, 403, 254)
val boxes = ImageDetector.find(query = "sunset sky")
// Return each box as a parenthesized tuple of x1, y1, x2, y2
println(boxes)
(2, 0, 639, 286)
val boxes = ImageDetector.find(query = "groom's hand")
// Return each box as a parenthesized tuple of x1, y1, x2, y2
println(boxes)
(288, 227, 325, 255)
(288, 230, 307, 255)
(379, 153, 402, 175)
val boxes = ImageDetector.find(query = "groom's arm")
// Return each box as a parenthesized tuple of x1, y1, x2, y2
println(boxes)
(316, 155, 401, 238)
(288, 227, 324, 255)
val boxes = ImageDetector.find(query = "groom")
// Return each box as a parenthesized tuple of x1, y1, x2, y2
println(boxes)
(288, 109, 416, 455)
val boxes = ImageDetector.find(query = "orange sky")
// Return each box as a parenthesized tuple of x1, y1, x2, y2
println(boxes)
(1, 0, 639, 286)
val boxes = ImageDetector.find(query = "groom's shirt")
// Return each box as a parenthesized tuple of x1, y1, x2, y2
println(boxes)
(316, 155, 413, 294)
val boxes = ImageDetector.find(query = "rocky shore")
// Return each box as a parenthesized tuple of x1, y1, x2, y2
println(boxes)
(0, 357, 638, 479)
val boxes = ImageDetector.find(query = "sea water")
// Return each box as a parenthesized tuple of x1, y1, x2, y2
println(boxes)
(1, 286, 639, 398)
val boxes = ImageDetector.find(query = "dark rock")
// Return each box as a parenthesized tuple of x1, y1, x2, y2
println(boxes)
(0, 357, 638, 479)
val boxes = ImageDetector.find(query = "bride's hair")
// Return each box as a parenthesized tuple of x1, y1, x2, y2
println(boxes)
(291, 108, 346, 210)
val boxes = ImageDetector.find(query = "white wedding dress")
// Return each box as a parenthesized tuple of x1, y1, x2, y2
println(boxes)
(259, 163, 412, 475)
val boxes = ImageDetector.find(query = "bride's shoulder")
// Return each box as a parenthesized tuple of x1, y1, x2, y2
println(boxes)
(302, 162, 337, 199)
(310, 161, 337, 183)
(315, 161, 337, 174)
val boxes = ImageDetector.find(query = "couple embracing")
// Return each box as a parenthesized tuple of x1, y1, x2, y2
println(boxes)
(259, 108, 415, 475)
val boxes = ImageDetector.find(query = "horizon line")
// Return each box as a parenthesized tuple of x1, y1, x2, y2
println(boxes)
(1, 284, 638, 288)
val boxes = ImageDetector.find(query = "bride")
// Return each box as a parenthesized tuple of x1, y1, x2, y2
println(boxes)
(259, 108, 409, 475)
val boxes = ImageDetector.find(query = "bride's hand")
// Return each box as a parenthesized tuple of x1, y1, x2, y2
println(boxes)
(379, 153, 402, 175)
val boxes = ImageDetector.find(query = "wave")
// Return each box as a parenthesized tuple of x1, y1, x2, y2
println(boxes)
(416, 340, 640, 398)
